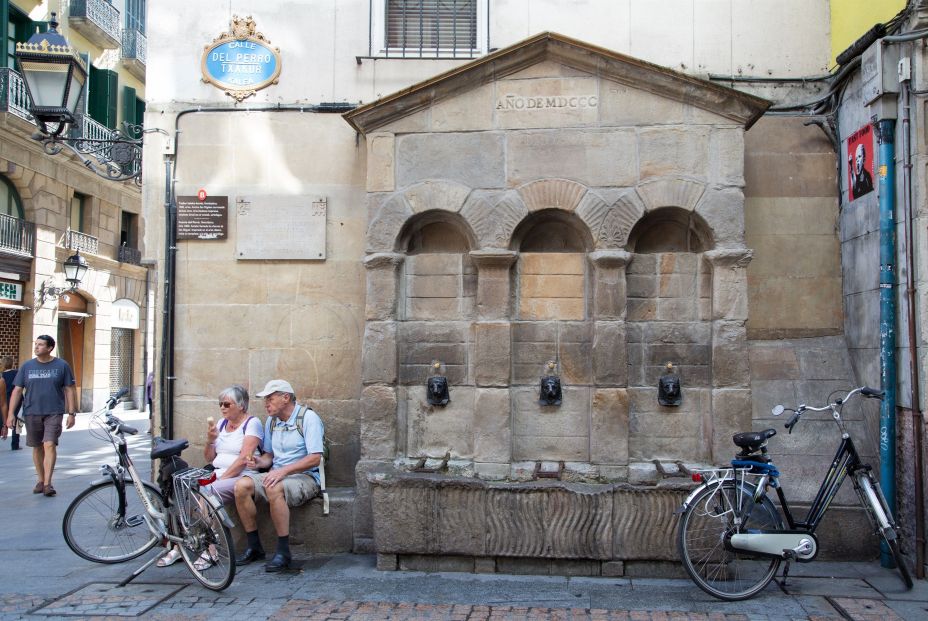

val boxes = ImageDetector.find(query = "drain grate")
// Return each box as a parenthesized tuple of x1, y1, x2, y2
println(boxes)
(32, 582, 187, 617)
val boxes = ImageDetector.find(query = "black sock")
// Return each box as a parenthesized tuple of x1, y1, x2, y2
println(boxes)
(246, 530, 262, 551)
(277, 535, 290, 558)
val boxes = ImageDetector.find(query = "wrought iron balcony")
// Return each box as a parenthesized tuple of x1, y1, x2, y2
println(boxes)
(0, 213, 36, 257)
(0, 68, 33, 122)
(121, 28, 147, 81)
(66, 229, 99, 255)
(70, 0, 121, 49)
(117, 244, 142, 265)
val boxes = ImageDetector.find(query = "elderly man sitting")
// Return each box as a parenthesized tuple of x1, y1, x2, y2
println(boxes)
(233, 379, 324, 572)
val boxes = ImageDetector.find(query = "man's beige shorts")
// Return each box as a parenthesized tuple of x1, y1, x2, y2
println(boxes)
(244, 472, 319, 507)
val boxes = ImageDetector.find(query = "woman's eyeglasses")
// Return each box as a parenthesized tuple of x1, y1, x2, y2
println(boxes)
(218, 401, 234, 408)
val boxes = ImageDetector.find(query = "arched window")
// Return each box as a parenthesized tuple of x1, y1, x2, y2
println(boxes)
(0, 176, 24, 219)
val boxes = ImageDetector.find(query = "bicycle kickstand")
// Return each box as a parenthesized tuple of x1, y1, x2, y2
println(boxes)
(117, 552, 163, 587)
(779, 560, 792, 588)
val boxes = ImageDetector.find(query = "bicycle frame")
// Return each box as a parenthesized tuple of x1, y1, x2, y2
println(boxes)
(94, 422, 169, 540)
(774, 435, 868, 533)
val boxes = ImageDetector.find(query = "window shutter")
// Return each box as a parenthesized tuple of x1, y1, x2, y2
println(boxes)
(386, 0, 476, 51)
(135, 97, 145, 130)
(105, 70, 118, 129)
(122, 85, 137, 127)
(88, 65, 105, 124)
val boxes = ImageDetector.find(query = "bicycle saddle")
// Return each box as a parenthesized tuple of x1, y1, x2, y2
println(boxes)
(732, 428, 776, 453)
(151, 438, 190, 459)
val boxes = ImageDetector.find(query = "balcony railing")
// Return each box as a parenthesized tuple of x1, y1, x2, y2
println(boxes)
(66, 229, 99, 255)
(120, 27, 147, 81)
(0, 213, 35, 257)
(117, 245, 141, 265)
(122, 27, 147, 64)
(70, 0, 121, 49)
(0, 68, 33, 122)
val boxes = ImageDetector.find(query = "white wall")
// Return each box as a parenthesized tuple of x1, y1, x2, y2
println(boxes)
(146, 0, 831, 107)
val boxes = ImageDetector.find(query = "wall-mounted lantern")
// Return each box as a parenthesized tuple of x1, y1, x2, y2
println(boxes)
(426, 360, 450, 406)
(38, 251, 88, 304)
(539, 360, 562, 406)
(14, 13, 158, 184)
(658, 362, 682, 406)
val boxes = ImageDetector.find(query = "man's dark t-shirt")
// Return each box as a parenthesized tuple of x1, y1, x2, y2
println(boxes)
(13, 358, 75, 415)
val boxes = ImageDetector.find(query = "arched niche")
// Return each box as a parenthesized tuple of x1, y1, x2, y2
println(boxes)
(626, 207, 712, 254)
(510, 209, 592, 323)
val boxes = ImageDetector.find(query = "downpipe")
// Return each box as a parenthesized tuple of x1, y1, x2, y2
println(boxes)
(876, 118, 898, 569)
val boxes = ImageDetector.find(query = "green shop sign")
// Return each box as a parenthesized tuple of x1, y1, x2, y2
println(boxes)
(201, 15, 281, 102)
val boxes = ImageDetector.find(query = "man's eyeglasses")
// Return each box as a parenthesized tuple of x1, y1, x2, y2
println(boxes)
(218, 401, 234, 408)
(263, 392, 280, 401)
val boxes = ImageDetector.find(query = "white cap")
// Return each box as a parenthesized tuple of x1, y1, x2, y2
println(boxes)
(255, 379, 295, 397)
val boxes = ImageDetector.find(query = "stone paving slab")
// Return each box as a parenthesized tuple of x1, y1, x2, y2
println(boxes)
(31, 583, 186, 618)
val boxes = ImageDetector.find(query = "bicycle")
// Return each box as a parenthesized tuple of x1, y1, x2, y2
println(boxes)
(61, 389, 237, 591)
(676, 386, 914, 601)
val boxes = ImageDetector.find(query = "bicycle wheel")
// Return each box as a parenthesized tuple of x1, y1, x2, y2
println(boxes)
(63, 480, 164, 564)
(856, 473, 914, 589)
(176, 489, 236, 591)
(678, 480, 783, 600)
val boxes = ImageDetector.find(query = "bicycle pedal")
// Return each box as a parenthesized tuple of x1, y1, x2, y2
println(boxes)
(125, 515, 145, 527)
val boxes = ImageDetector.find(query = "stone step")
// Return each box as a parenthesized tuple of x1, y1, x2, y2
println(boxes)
(227, 487, 356, 554)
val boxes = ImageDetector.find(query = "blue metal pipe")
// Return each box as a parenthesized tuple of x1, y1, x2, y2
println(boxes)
(876, 118, 897, 568)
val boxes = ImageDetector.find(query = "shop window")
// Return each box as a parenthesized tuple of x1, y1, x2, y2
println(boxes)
(110, 327, 134, 395)
(371, 0, 487, 58)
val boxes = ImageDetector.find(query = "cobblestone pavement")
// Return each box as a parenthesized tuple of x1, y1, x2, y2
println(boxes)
(0, 592, 920, 621)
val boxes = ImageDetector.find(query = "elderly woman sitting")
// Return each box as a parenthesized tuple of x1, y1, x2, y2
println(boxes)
(204, 384, 264, 502)
(158, 384, 263, 567)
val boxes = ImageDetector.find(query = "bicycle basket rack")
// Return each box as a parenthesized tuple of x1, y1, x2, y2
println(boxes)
(172, 468, 221, 528)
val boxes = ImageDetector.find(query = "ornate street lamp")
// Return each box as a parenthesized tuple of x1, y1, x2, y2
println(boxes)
(15, 13, 150, 184)
(38, 251, 89, 304)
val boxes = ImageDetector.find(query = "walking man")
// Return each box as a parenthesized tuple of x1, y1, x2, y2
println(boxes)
(6, 336, 77, 496)
(233, 379, 324, 572)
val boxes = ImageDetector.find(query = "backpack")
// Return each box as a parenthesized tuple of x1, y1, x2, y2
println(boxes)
(285, 404, 331, 516)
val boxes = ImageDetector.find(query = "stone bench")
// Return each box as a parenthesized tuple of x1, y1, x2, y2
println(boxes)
(226, 487, 356, 554)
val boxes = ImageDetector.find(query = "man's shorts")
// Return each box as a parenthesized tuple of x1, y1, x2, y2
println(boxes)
(25, 414, 64, 447)
(244, 471, 319, 507)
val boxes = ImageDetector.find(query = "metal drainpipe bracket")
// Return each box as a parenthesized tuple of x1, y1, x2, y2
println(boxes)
(533, 461, 565, 480)
(410, 451, 451, 473)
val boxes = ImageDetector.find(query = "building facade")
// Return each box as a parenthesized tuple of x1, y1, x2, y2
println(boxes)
(1, 0, 150, 410)
(143, 1, 925, 577)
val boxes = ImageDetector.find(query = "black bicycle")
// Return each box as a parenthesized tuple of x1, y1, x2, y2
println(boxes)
(677, 386, 914, 600)
(61, 389, 236, 591)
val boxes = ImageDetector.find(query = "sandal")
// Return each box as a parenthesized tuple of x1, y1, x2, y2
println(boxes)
(33, 482, 44, 494)
(193, 549, 218, 571)
(156, 547, 182, 567)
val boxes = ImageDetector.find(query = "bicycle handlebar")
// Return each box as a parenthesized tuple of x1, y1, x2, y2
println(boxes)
(776, 386, 882, 433)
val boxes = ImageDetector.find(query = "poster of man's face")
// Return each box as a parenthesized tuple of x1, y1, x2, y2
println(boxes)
(847, 123, 875, 201)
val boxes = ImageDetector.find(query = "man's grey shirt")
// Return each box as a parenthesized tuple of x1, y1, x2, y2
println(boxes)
(13, 358, 75, 415)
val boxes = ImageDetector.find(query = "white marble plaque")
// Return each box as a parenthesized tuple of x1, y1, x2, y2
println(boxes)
(235, 195, 327, 260)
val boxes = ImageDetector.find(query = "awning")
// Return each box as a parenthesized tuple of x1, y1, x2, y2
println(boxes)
(0, 304, 31, 312)
(58, 310, 93, 319)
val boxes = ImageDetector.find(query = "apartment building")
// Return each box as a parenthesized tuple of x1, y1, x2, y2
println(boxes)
(1, 0, 150, 410)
